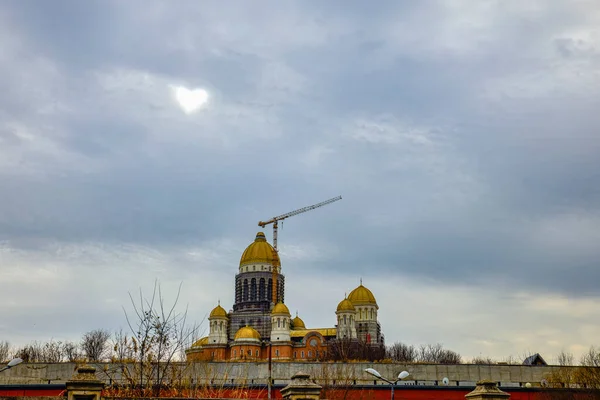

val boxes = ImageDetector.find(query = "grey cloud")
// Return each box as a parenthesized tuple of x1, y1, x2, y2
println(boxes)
(1, 0, 600, 353)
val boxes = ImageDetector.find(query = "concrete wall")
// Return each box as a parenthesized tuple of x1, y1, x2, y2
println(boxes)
(0, 362, 569, 387)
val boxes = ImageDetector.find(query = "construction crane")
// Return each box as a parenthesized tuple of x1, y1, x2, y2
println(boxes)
(258, 195, 342, 304)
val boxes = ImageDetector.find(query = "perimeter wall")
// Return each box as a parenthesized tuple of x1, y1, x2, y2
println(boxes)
(0, 362, 576, 387)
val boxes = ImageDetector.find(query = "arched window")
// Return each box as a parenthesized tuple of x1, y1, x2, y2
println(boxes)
(259, 278, 266, 300)
(370, 309, 374, 319)
(283, 319, 287, 328)
(343, 315, 347, 324)
(236, 279, 242, 303)
(219, 321, 223, 332)
(277, 318, 281, 328)
(267, 278, 273, 301)
(250, 278, 257, 301)
(243, 279, 249, 301)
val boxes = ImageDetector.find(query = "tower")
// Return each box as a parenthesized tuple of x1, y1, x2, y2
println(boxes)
(348, 283, 382, 344)
(335, 297, 357, 339)
(207, 303, 229, 345)
(270, 302, 292, 360)
(229, 232, 285, 339)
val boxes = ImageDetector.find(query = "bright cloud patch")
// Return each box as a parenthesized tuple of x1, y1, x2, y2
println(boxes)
(173, 86, 209, 114)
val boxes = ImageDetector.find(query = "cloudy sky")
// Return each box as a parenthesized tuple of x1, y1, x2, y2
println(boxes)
(1, 0, 600, 363)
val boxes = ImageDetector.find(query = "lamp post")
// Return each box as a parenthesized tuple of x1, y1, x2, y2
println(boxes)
(0, 358, 23, 373)
(365, 368, 409, 400)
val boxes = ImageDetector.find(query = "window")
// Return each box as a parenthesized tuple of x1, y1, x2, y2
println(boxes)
(243, 279, 249, 301)
(301, 351, 305, 358)
(343, 315, 347, 324)
(277, 318, 281, 328)
(259, 278, 266, 300)
(275, 349, 280, 357)
(211, 351, 215, 357)
(234, 350, 237, 357)
(283, 319, 286, 328)
(256, 350, 259, 356)
(247, 349, 252, 355)
(253, 265, 256, 271)
(371, 309, 374, 319)
(251, 278, 257, 301)
(308, 351, 312, 357)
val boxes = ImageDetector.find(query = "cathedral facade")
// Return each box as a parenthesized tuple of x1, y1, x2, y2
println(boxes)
(186, 232, 384, 361)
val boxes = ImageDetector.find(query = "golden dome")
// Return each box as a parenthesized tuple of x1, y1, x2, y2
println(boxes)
(234, 325, 261, 341)
(194, 336, 209, 347)
(291, 315, 305, 329)
(336, 298, 355, 312)
(272, 302, 290, 315)
(348, 284, 378, 307)
(239, 232, 281, 267)
(209, 304, 228, 318)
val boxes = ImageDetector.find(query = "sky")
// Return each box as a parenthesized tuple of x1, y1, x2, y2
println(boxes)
(1, 0, 600, 364)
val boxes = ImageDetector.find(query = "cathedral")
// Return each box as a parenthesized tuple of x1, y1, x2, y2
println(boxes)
(186, 232, 384, 361)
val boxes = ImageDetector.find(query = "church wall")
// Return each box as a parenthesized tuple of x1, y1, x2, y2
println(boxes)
(230, 343, 262, 360)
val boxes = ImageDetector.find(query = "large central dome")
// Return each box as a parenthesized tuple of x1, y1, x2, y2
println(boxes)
(239, 232, 281, 267)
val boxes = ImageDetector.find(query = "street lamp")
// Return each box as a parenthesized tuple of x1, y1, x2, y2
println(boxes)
(365, 368, 410, 400)
(0, 358, 23, 373)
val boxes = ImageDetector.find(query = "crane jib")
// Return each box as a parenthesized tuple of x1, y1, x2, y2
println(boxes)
(257, 196, 342, 304)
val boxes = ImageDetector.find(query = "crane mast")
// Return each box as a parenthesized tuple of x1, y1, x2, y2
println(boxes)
(258, 195, 342, 304)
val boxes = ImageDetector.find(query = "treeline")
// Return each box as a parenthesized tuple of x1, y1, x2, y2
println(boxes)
(385, 342, 462, 363)
(0, 329, 148, 363)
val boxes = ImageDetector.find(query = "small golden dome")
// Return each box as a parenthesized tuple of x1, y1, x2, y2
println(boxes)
(234, 325, 261, 341)
(348, 284, 377, 306)
(239, 232, 281, 267)
(191, 336, 209, 347)
(209, 304, 228, 318)
(291, 315, 305, 329)
(272, 302, 290, 315)
(336, 298, 355, 312)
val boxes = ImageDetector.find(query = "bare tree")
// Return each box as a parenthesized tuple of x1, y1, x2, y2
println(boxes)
(556, 350, 575, 366)
(81, 329, 110, 362)
(577, 346, 600, 389)
(62, 341, 81, 362)
(111, 328, 135, 362)
(13, 340, 63, 362)
(14, 342, 41, 362)
(123, 280, 199, 397)
(471, 356, 495, 364)
(386, 342, 417, 362)
(43, 340, 63, 362)
(0, 341, 10, 363)
(439, 349, 462, 364)
(417, 343, 462, 364)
